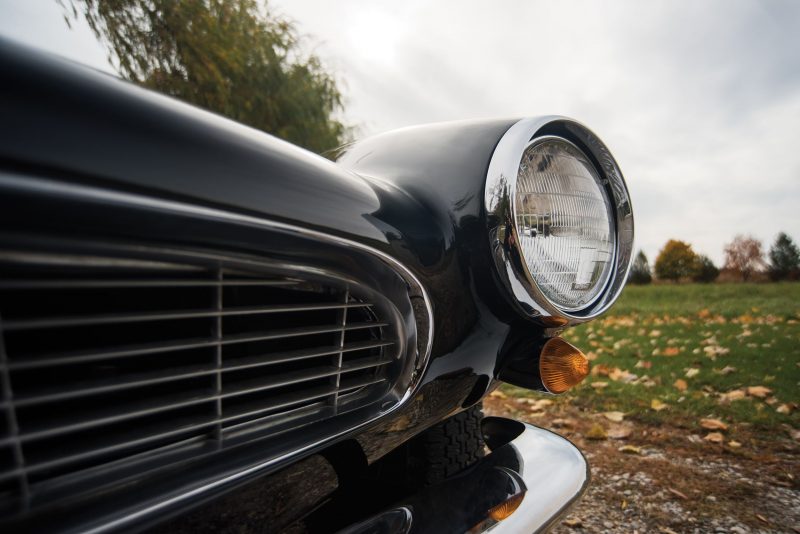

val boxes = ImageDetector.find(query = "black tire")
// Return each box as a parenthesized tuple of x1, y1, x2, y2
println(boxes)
(412, 403, 485, 486)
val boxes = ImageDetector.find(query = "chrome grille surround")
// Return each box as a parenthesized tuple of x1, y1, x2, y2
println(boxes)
(0, 173, 433, 530)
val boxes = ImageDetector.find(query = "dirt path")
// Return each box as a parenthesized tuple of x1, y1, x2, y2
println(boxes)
(483, 394, 800, 534)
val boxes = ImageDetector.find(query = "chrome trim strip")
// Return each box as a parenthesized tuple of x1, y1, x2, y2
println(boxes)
(0, 171, 434, 533)
(484, 116, 634, 324)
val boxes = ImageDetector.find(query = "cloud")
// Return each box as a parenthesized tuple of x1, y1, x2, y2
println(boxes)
(276, 0, 800, 264)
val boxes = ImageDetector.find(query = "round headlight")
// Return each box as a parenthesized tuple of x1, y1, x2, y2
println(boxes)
(514, 137, 615, 311)
(485, 117, 634, 323)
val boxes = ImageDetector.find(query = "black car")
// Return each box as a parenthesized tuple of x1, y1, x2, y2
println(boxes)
(0, 38, 633, 533)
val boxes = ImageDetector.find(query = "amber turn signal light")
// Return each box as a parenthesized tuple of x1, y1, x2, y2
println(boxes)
(488, 492, 525, 521)
(539, 337, 590, 394)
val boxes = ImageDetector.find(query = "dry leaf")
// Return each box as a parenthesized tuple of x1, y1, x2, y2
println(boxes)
(668, 487, 688, 500)
(650, 399, 668, 411)
(662, 347, 681, 357)
(704, 432, 725, 443)
(591, 381, 609, 389)
(719, 389, 747, 402)
(747, 385, 772, 398)
(489, 390, 507, 399)
(728, 440, 742, 448)
(685, 368, 700, 378)
(635, 359, 652, 369)
(591, 364, 612, 377)
(602, 411, 625, 422)
(700, 418, 728, 431)
(608, 426, 633, 439)
(609, 368, 637, 382)
(673, 379, 688, 392)
(714, 365, 737, 375)
(563, 517, 582, 527)
(551, 418, 576, 428)
(756, 513, 770, 525)
(649, 329, 662, 337)
(776, 403, 792, 414)
(618, 445, 641, 455)
(698, 308, 711, 318)
(586, 423, 608, 440)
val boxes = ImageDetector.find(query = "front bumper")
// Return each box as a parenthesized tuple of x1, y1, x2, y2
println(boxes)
(342, 417, 589, 534)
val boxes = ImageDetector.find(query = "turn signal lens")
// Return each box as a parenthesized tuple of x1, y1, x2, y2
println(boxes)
(488, 492, 525, 521)
(539, 338, 590, 393)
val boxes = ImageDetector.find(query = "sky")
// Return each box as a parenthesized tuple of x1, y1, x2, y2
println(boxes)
(2, 0, 799, 265)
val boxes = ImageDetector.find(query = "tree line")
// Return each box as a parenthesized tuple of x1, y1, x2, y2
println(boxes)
(629, 232, 800, 284)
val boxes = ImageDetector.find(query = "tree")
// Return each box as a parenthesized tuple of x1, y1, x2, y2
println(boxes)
(768, 232, 800, 281)
(63, 0, 347, 153)
(654, 240, 697, 282)
(692, 255, 719, 283)
(723, 235, 765, 281)
(628, 250, 652, 284)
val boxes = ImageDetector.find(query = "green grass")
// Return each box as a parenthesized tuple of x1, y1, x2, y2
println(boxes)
(508, 283, 800, 433)
(609, 282, 800, 317)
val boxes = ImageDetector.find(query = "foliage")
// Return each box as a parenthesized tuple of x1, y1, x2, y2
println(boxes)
(628, 250, 652, 285)
(654, 239, 697, 281)
(768, 232, 800, 281)
(691, 254, 719, 283)
(63, 0, 347, 153)
(723, 235, 765, 282)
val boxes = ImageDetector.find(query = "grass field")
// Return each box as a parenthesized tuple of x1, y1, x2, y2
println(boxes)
(503, 282, 800, 435)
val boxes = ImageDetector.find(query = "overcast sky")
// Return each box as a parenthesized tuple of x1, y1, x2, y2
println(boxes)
(2, 0, 799, 265)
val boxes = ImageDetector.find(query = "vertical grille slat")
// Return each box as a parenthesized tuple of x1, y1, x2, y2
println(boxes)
(0, 250, 399, 516)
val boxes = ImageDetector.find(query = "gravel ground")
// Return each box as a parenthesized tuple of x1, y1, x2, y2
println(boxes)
(483, 394, 800, 534)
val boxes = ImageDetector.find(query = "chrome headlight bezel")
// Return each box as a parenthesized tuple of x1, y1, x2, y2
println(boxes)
(485, 117, 634, 324)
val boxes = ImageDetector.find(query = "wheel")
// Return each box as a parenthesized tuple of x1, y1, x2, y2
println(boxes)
(411, 403, 485, 486)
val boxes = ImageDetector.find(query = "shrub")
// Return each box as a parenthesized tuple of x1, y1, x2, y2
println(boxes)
(692, 255, 719, 283)
(628, 250, 652, 284)
(655, 240, 697, 282)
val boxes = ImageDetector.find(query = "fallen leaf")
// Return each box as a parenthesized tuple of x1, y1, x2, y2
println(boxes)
(659, 528, 679, 534)
(685, 368, 700, 378)
(618, 445, 641, 455)
(602, 411, 625, 422)
(608, 426, 633, 439)
(591, 364, 612, 377)
(728, 440, 742, 448)
(609, 368, 638, 382)
(747, 385, 772, 398)
(551, 418, 576, 428)
(662, 347, 681, 357)
(698, 308, 711, 318)
(649, 329, 662, 337)
(620, 499, 627, 509)
(668, 487, 688, 500)
(562, 517, 582, 527)
(586, 423, 608, 440)
(635, 360, 652, 369)
(673, 379, 688, 392)
(700, 418, 729, 431)
(704, 432, 725, 443)
(489, 390, 507, 399)
(650, 399, 668, 411)
(591, 381, 609, 389)
(776, 404, 792, 414)
(719, 389, 747, 402)
(756, 513, 770, 525)
(714, 365, 737, 375)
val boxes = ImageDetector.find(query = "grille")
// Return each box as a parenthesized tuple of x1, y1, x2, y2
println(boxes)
(0, 250, 398, 514)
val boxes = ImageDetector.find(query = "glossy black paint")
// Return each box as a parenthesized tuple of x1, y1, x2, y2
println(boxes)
(0, 39, 551, 530)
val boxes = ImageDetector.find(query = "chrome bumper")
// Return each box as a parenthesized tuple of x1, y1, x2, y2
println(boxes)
(340, 417, 589, 534)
